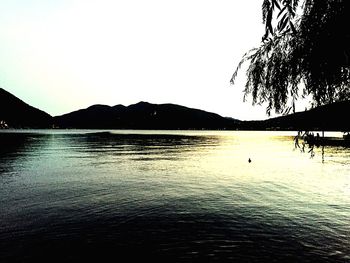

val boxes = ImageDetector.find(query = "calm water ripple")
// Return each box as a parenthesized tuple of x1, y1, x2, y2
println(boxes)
(0, 130, 350, 262)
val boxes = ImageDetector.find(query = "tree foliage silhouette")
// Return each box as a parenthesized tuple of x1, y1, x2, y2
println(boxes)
(231, 0, 350, 115)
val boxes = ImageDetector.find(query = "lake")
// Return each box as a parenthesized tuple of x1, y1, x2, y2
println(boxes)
(0, 130, 349, 262)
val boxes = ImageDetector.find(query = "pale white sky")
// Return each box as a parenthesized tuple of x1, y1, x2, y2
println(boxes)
(0, 0, 274, 120)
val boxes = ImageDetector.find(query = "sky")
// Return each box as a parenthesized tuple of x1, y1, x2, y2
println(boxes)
(0, 0, 275, 120)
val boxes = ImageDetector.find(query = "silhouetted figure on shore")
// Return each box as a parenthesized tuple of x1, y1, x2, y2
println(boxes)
(248, 158, 251, 163)
(294, 131, 301, 149)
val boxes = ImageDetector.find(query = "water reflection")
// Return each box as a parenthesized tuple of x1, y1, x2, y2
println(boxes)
(0, 130, 349, 262)
(0, 133, 53, 175)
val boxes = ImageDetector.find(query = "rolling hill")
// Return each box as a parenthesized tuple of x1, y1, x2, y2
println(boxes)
(241, 100, 350, 131)
(53, 101, 239, 129)
(1, 87, 349, 131)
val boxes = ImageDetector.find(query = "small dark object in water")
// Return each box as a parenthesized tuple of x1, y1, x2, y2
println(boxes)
(248, 158, 251, 163)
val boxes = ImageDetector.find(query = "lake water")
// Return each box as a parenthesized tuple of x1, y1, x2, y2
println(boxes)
(0, 130, 349, 262)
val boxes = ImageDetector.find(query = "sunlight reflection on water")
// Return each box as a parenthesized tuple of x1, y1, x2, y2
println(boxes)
(0, 130, 349, 262)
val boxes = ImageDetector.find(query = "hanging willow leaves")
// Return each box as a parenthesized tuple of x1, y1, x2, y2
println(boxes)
(232, 0, 350, 115)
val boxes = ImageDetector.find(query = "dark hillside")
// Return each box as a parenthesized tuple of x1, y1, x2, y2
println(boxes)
(54, 101, 239, 130)
(240, 100, 350, 131)
(0, 88, 52, 128)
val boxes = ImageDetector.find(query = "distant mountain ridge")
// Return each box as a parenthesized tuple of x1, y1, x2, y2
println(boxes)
(1, 87, 349, 131)
(0, 88, 52, 128)
(241, 100, 350, 131)
(53, 101, 239, 129)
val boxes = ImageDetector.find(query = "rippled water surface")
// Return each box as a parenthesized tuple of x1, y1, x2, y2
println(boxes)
(1, 130, 349, 262)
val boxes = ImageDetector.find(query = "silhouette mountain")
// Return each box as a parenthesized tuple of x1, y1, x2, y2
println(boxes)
(1, 87, 349, 131)
(0, 88, 52, 128)
(241, 100, 350, 131)
(54, 101, 239, 129)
